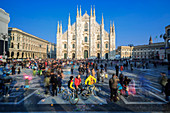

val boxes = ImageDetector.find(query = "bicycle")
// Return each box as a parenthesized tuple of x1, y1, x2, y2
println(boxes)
(81, 84, 100, 100)
(62, 88, 79, 105)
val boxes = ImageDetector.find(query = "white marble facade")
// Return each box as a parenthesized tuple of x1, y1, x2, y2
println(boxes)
(56, 6, 115, 59)
(0, 8, 10, 41)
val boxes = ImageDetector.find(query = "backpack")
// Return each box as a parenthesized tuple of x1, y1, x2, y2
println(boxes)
(68, 80, 71, 88)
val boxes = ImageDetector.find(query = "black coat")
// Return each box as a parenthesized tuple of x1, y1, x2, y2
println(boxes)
(50, 75, 58, 86)
(123, 79, 131, 86)
(115, 65, 119, 71)
(165, 82, 170, 96)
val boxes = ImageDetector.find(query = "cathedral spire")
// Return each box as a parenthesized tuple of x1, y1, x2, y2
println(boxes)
(60, 21, 62, 34)
(90, 5, 93, 17)
(57, 21, 59, 33)
(102, 13, 104, 25)
(93, 5, 95, 17)
(68, 13, 71, 25)
(80, 5, 81, 17)
(110, 21, 112, 33)
(77, 5, 79, 17)
(112, 21, 115, 32)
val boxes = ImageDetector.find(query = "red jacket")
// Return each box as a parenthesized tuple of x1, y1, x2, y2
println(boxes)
(120, 66, 124, 71)
(75, 78, 81, 87)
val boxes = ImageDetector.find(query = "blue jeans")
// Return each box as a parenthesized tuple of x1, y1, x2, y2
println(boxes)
(4, 84, 10, 95)
(125, 90, 128, 96)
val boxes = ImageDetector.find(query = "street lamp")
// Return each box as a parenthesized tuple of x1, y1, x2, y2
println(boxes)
(163, 34, 169, 62)
(0, 33, 9, 59)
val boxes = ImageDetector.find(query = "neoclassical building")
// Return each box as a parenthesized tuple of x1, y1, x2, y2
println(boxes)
(56, 6, 116, 59)
(0, 8, 10, 58)
(8, 27, 49, 59)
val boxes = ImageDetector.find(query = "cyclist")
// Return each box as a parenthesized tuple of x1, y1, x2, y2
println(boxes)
(75, 75, 83, 92)
(68, 76, 75, 91)
(68, 76, 79, 100)
(85, 74, 96, 91)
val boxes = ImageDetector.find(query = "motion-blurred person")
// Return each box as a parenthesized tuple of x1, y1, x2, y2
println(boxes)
(160, 72, 168, 94)
(44, 73, 51, 95)
(100, 69, 105, 83)
(97, 69, 100, 83)
(71, 64, 74, 74)
(57, 74, 62, 93)
(115, 64, 119, 76)
(50, 71, 58, 96)
(123, 76, 131, 97)
(109, 73, 119, 102)
(165, 79, 170, 103)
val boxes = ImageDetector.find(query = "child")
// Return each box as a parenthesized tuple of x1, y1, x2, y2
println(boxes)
(25, 76, 30, 90)
(33, 69, 36, 76)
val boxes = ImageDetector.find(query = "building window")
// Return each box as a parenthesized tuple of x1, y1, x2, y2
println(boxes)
(84, 22, 88, 31)
(97, 35, 100, 40)
(64, 44, 67, 49)
(97, 44, 100, 48)
(73, 35, 75, 40)
(85, 37, 88, 42)
(11, 43, 14, 48)
(17, 43, 19, 49)
(106, 44, 108, 48)
(73, 44, 75, 48)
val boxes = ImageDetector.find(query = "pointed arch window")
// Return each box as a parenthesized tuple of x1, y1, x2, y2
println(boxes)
(97, 44, 100, 48)
(106, 44, 108, 48)
(73, 35, 75, 40)
(84, 22, 88, 31)
(64, 44, 67, 49)
(85, 37, 88, 42)
(97, 35, 100, 40)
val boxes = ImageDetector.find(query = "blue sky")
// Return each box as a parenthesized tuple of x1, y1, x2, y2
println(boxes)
(1, 0, 170, 47)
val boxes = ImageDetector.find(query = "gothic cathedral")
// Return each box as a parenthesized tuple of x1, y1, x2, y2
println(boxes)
(56, 6, 116, 59)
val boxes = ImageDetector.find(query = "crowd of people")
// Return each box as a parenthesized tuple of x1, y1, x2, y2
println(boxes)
(0, 58, 169, 103)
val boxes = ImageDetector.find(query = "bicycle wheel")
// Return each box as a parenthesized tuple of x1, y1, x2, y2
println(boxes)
(62, 89, 69, 100)
(81, 89, 91, 100)
(69, 92, 79, 105)
(93, 88, 97, 96)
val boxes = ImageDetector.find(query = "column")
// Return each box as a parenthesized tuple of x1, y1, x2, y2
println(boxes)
(19, 52, 22, 58)
(14, 51, 17, 58)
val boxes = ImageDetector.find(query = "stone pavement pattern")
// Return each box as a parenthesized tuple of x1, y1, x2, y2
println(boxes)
(0, 64, 170, 112)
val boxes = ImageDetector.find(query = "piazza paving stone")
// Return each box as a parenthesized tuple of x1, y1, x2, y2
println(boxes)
(0, 65, 169, 112)
(0, 88, 36, 103)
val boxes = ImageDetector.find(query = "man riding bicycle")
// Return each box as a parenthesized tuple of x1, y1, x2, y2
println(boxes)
(68, 76, 75, 91)
(85, 74, 96, 91)
(68, 76, 78, 100)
